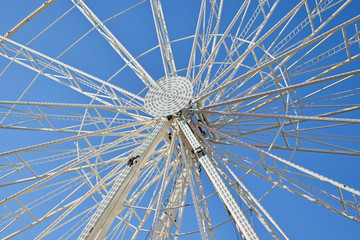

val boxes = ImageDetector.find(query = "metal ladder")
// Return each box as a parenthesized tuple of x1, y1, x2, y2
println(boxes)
(79, 119, 167, 239)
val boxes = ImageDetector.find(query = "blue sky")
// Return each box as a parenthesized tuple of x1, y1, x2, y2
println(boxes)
(0, 0, 360, 239)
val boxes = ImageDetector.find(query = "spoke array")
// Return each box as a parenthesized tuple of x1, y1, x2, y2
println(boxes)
(0, 1, 359, 239)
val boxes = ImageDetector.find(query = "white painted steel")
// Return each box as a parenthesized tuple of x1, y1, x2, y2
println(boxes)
(0, 1, 359, 239)
(145, 76, 193, 117)
(79, 119, 169, 239)
(177, 118, 259, 240)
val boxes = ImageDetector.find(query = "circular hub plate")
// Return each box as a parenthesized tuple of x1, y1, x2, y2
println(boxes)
(145, 76, 193, 117)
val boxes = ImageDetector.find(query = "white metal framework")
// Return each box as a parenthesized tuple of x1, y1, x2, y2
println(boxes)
(0, 0, 359, 239)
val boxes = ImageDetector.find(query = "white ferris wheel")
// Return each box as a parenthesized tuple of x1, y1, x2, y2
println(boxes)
(0, 0, 359, 239)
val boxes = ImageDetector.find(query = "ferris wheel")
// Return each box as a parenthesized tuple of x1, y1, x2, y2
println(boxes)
(0, 0, 360, 239)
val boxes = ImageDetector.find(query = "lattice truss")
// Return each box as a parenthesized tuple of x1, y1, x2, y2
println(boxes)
(0, 0, 359, 239)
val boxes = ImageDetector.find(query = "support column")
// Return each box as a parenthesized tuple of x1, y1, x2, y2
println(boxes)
(79, 119, 170, 239)
(177, 118, 259, 240)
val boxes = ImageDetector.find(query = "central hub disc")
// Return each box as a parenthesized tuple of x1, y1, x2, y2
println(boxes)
(145, 76, 193, 117)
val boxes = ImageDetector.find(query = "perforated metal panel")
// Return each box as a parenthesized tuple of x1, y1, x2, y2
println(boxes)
(145, 76, 193, 117)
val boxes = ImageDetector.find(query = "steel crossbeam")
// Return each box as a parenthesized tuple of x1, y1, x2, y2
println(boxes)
(177, 118, 259, 240)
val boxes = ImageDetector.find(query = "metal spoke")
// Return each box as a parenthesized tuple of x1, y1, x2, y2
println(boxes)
(0, 36, 143, 107)
(72, 0, 156, 88)
(0, 100, 145, 133)
(196, 14, 360, 104)
(150, 0, 177, 78)
(197, 109, 360, 124)
(214, 144, 360, 223)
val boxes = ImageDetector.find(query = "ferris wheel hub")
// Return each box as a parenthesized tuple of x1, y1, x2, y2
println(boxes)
(145, 76, 193, 118)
